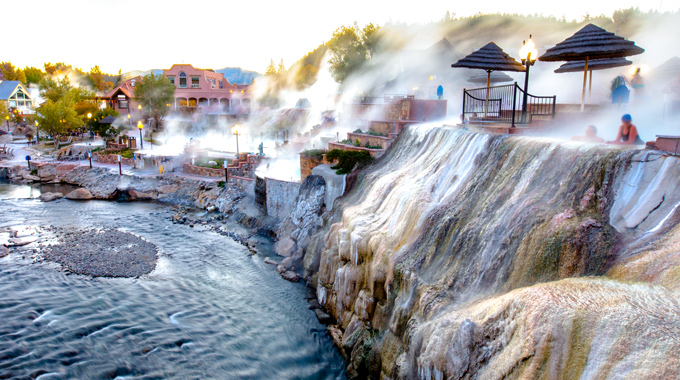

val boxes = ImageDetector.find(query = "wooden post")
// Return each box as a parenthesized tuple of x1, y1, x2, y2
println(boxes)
(118, 155, 122, 175)
(581, 56, 589, 112)
(89, 152, 92, 168)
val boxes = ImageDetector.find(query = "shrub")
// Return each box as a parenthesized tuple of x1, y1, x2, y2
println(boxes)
(217, 180, 226, 188)
(353, 128, 363, 133)
(300, 149, 327, 159)
(325, 149, 375, 175)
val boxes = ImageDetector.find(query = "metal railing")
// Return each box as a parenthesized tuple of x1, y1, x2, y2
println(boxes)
(462, 82, 556, 127)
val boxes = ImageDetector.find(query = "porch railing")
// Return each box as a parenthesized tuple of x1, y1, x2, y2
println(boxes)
(462, 82, 556, 127)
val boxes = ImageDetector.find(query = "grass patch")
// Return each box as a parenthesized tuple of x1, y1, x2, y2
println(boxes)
(194, 157, 229, 169)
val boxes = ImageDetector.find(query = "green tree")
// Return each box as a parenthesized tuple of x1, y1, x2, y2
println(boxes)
(325, 149, 375, 174)
(265, 59, 277, 77)
(23, 67, 44, 86)
(36, 77, 94, 144)
(133, 73, 175, 131)
(327, 24, 381, 84)
(0, 101, 9, 123)
(88, 65, 106, 92)
(87, 108, 120, 138)
(0, 62, 26, 83)
(277, 59, 286, 74)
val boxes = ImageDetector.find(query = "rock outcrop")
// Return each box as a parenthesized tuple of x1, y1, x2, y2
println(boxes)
(299, 126, 680, 378)
(39, 192, 63, 202)
(275, 175, 326, 271)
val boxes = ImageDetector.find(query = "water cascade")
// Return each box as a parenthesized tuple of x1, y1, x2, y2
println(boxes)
(303, 125, 680, 378)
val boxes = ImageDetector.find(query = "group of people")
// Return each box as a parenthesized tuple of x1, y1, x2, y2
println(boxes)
(572, 114, 644, 145)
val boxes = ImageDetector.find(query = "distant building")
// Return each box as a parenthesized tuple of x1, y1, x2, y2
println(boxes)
(0, 80, 36, 114)
(98, 76, 142, 116)
(163, 64, 251, 114)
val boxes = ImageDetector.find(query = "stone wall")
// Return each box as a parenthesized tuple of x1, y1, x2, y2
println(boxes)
(265, 177, 301, 220)
(300, 153, 337, 182)
(183, 163, 224, 177)
(346, 133, 393, 149)
(328, 142, 385, 158)
(94, 153, 135, 166)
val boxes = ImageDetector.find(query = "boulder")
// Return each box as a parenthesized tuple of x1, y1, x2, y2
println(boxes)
(264, 258, 279, 265)
(128, 189, 156, 200)
(281, 270, 301, 282)
(7, 237, 36, 247)
(40, 192, 64, 202)
(274, 237, 296, 257)
(315, 308, 335, 324)
(65, 188, 93, 200)
(24, 174, 41, 182)
(0, 246, 8, 258)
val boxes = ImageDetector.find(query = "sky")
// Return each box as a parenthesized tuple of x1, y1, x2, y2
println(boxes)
(4, 0, 679, 75)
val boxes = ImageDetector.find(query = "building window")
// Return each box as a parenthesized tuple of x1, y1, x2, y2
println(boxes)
(118, 95, 128, 109)
(188, 99, 197, 107)
(219, 81, 223, 89)
(130, 79, 136, 87)
(191, 77, 200, 88)
(168, 76, 175, 85)
(179, 72, 187, 88)
(179, 99, 188, 107)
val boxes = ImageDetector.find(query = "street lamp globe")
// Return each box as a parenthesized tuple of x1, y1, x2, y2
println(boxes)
(138, 105, 142, 111)
(519, 36, 539, 65)
(233, 124, 240, 135)
(87, 112, 92, 119)
(127, 114, 131, 119)
(137, 120, 143, 130)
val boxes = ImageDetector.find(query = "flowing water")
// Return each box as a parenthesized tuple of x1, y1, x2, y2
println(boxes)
(0, 184, 345, 379)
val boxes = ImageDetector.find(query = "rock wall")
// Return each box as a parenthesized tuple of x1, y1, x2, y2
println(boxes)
(265, 177, 301, 220)
(94, 153, 135, 166)
(302, 125, 680, 379)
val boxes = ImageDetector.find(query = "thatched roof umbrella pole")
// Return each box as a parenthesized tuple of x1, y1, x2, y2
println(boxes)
(452, 42, 525, 116)
(555, 57, 633, 101)
(539, 23, 644, 111)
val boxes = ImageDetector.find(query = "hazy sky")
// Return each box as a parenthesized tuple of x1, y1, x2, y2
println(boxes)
(5, 0, 679, 74)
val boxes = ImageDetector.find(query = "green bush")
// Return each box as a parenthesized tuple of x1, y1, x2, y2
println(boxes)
(364, 142, 382, 149)
(217, 180, 226, 188)
(366, 130, 387, 137)
(353, 128, 363, 133)
(194, 157, 228, 169)
(30, 169, 38, 176)
(300, 149, 327, 159)
(325, 149, 375, 175)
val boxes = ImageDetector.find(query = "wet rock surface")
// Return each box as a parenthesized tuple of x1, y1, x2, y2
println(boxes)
(40, 228, 158, 277)
(39, 192, 63, 202)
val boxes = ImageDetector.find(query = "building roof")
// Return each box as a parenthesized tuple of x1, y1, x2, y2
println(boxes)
(554, 57, 632, 73)
(99, 77, 141, 99)
(0, 81, 24, 100)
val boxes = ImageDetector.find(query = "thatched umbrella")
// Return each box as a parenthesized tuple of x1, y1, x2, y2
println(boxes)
(452, 42, 525, 115)
(555, 57, 632, 100)
(467, 71, 514, 84)
(452, 42, 525, 88)
(539, 23, 644, 110)
(654, 56, 680, 78)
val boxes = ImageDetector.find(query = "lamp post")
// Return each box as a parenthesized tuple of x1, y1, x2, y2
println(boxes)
(35, 121, 39, 141)
(233, 124, 241, 157)
(519, 35, 538, 124)
(127, 113, 131, 127)
(5, 115, 9, 132)
(137, 120, 144, 150)
(87, 112, 92, 141)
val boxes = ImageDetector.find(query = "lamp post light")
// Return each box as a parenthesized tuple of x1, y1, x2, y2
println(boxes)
(138, 120, 144, 150)
(519, 35, 539, 124)
(35, 121, 39, 141)
(233, 124, 241, 157)
(127, 113, 131, 127)
(5, 115, 9, 132)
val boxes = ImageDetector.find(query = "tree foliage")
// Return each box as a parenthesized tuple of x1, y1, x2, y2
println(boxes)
(87, 107, 120, 138)
(0, 101, 9, 123)
(133, 73, 175, 130)
(327, 23, 381, 84)
(23, 67, 45, 86)
(35, 77, 94, 142)
(0, 62, 26, 83)
(325, 149, 375, 175)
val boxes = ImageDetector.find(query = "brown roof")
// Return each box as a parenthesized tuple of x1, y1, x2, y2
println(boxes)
(99, 76, 141, 99)
(452, 42, 526, 73)
(539, 24, 644, 62)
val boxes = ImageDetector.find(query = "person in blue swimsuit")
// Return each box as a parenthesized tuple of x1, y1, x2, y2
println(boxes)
(607, 114, 644, 146)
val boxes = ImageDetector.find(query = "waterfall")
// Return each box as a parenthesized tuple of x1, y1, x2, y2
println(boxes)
(304, 124, 680, 379)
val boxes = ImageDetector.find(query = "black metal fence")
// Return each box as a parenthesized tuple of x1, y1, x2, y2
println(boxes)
(462, 83, 556, 127)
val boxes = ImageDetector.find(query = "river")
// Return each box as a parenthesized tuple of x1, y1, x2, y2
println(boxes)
(0, 182, 346, 379)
